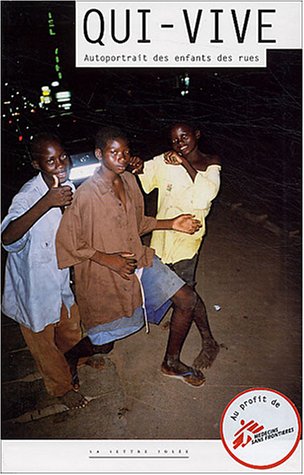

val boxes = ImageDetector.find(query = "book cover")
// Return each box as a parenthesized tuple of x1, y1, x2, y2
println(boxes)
(1, 0, 302, 473)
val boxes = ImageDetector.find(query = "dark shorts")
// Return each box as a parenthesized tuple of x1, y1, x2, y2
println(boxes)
(168, 254, 199, 288)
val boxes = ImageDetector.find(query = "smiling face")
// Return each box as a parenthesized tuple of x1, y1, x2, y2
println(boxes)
(96, 137, 131, 176)
(170, 124, 200, 157)
(32, 140, 71, 187)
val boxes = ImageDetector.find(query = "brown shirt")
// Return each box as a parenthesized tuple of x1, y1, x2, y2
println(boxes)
(56, 170, 157, 330)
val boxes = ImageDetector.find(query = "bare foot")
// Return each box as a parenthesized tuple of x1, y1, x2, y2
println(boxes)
(59, 390, 88, 410)
(193, 339, 220, 370)
(93, 341, 114, 354)
(86, 354, 106, 370)
(161, 360, 206, 387)
(64, 353, 80, 391)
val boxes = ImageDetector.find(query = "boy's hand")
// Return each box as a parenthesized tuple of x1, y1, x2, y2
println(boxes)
(44, 185, 73, 209)
(128, 156, 144, 174)
(172, 214, 202, 234)
(103, 252, 137, 280)
(164, 151, 183, 165)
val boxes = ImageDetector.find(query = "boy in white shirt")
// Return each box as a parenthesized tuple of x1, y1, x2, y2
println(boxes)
(1, 133, 87, 409)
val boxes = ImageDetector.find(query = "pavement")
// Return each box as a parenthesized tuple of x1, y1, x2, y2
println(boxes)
(1, 197, 301, 440)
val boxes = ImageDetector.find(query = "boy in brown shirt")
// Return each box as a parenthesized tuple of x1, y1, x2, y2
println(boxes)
(56, 127, 207, 388)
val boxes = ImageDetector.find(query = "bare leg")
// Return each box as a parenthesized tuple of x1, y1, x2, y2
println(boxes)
(86, 341, 114, 368)
(168, 258, 220, 371)
(192, 296, 220, 370)
(64, 337, 112, 390)
(161, 285, 205, 387)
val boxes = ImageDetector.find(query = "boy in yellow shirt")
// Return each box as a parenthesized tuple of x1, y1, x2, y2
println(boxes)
(132, 122, 221, 370)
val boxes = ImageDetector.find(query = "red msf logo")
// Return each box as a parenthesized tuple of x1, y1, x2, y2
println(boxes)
(233, 419, 264, 449)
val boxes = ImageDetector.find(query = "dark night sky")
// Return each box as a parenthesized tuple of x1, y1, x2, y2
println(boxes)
(1, 1, 302, 230)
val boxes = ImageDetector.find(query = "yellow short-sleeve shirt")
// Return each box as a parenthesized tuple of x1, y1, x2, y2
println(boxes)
(139, 154, 221, 264)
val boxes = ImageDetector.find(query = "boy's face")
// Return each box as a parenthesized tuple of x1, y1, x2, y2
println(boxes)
(170, 124, 200, 156)
(32, 140, 71, 187)
(96, 138, 131, 175)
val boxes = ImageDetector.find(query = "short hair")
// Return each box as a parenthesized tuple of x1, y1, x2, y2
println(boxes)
(30, 133, 62, 162)
(169, 121, 199, 134)
(165, 121, 200, 142)
(95, 126, 129, 151)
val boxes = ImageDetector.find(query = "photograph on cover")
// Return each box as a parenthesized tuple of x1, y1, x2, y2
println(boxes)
(1, 0, 302, 470)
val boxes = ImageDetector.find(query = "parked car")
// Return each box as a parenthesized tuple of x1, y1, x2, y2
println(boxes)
(66, 138, 99, 186)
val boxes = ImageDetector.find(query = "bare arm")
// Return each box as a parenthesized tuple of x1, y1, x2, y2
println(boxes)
(154, 214, 202, 234)
(2, 186, 73, 246)
(164, 151, 197, 182)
